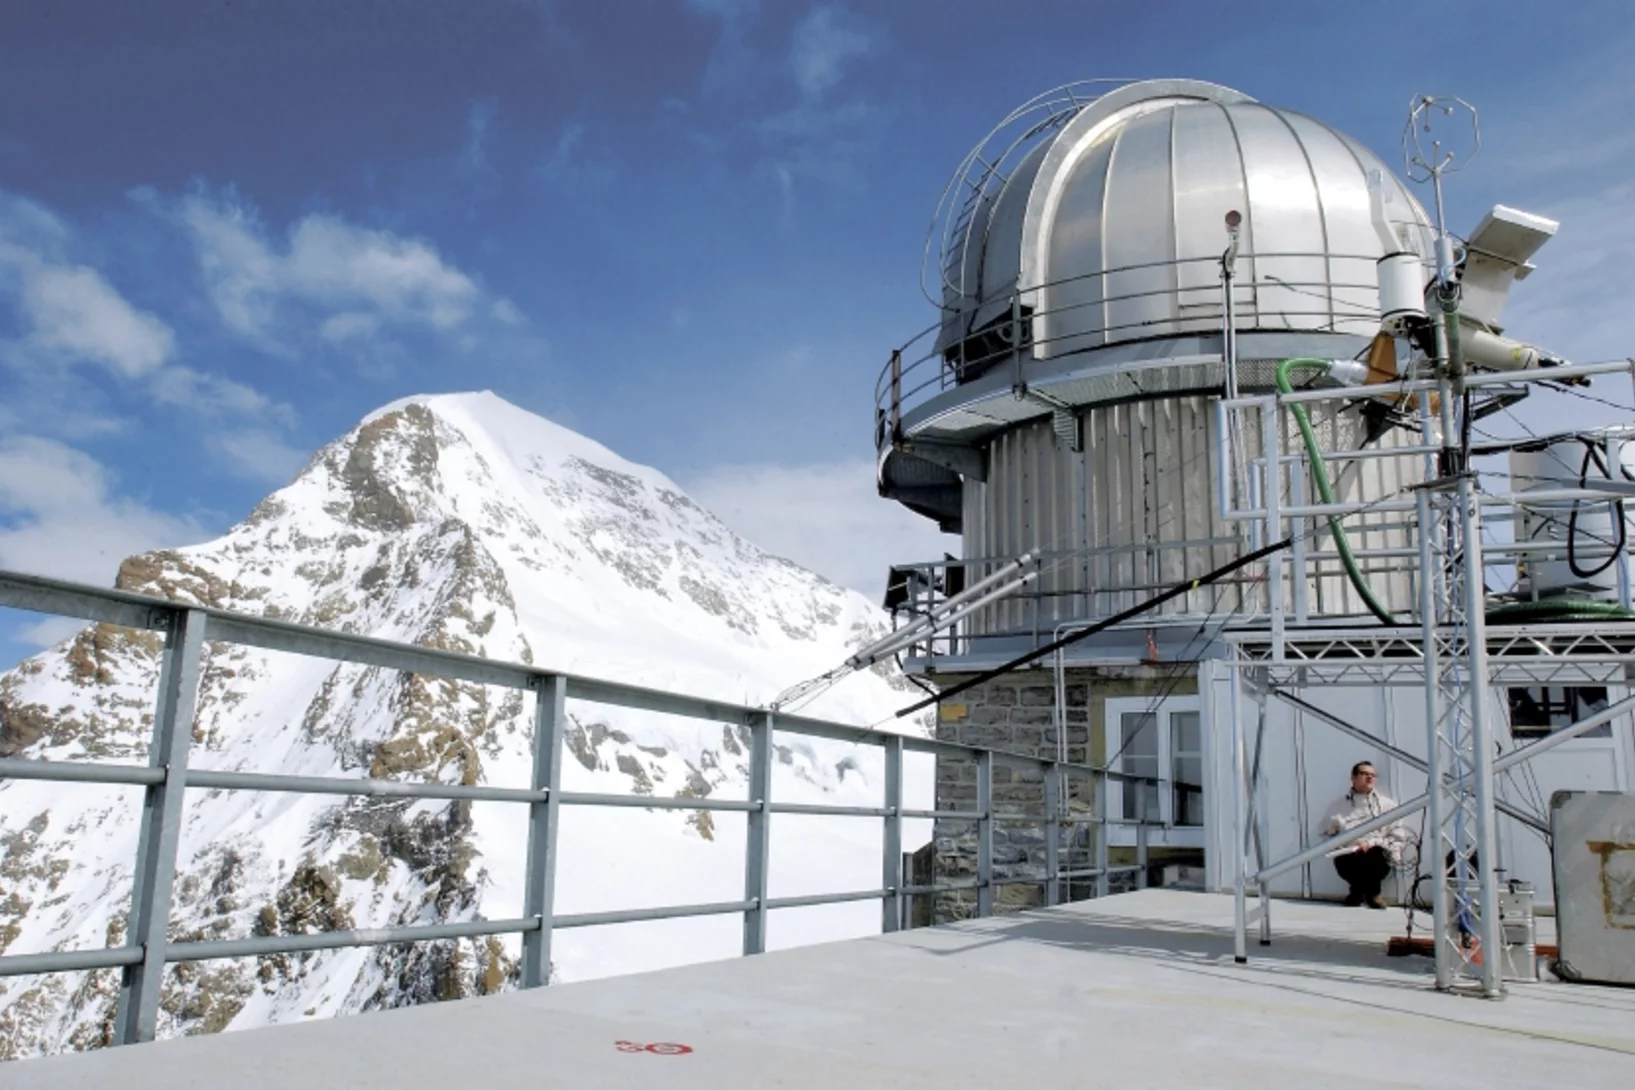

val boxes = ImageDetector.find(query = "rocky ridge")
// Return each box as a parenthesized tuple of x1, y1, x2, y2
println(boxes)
(0, 392, 929, 1058)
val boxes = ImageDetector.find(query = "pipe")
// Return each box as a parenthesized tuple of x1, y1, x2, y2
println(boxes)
(1275, 358, 1397, 625)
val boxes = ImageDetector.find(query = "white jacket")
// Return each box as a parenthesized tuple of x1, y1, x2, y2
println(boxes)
(1318, 789, 1410, 861)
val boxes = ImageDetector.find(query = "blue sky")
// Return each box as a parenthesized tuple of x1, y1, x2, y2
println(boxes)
(3, 0, 1634, 661)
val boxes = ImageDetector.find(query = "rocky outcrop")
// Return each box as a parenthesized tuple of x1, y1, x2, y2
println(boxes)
(0, 391, 926, 1058)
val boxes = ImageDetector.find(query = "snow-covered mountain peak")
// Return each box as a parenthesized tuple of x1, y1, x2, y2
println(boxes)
(0, 392, 925, 1058)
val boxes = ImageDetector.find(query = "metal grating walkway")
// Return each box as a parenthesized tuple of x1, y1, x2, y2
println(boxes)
(8, 890, 1633, 1089)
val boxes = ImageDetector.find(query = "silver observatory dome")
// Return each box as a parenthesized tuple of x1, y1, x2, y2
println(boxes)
(935, 78, 1435, 383)
(881, 79, 1438, 630)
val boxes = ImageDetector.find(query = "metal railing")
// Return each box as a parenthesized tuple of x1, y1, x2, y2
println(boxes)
(878, 251, 1392, 444)
(886, 542, 1271, 665)
(0, 568, 1163, 1047)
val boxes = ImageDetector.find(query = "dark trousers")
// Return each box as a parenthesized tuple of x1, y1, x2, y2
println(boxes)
(1333, 845, 1391, 902)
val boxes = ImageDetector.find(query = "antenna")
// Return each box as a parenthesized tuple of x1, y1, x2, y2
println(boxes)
(1403, 94, 1480, 290)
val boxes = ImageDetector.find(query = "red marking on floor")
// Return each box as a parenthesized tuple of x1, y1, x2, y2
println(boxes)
(614, 1040, 693, 1056)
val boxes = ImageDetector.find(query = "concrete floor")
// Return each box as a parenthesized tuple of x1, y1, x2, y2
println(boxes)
(6, 890, 1633, 1090)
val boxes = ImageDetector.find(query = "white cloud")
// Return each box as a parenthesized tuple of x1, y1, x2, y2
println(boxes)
(147, 365, 296, 425)
(13, 260, 175, 377)
(0, 435, 205, 589)
(210, 430, 310, 486)
(173, 189, 492, 352)
(319, 311, 384, 344)
(2, 189, 286, 442)
(789, 6, 877, 100)
(684, 458, 956, 602)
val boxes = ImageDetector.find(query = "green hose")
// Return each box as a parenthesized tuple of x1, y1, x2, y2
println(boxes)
(1484, 597, 1635, 623)
(1275, 358, 1398, 625)
(1275, 357, 1635, 626)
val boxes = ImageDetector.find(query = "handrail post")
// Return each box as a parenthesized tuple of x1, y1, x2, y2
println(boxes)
(744, 712, 773, 954)
(521, 673, 566, 988)
(1043, 761, 1060, 907)
(976, 751, 994, 917)
(890, 349, 903, 443)
(1135, 781, 1150, 889)
(1094, 770, 1110, 898)
(882, 735, 904, 932)
(116, 607, 206, 1045)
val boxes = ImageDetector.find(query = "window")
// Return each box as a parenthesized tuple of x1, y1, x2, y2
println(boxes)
(1119, 712, 1162, 823)
(1171, 711, 1203, 827)
(1112, 701, 1203, 828)
(1507, 686, 1612, 739)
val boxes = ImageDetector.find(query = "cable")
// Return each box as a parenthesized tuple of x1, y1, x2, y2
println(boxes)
(1540, 381, 1635, 415)
(1102, 581, 1238, 774)
(892, 537, 1295, 719)
(1567, 441, 1628, 579)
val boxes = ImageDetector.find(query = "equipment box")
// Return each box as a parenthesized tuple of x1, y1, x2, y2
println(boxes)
(1550, 790, 1635, 985)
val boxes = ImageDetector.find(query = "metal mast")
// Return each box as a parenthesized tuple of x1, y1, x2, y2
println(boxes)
(1405, 94, 1503, 997)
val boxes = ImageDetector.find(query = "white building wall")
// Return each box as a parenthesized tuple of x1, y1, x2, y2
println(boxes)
(1198, 659, 1635, 907)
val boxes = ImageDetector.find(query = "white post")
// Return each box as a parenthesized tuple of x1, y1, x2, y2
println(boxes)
(744, 713, 773, 954)
(1459, 475, 1504, 998)
(520, 673, 566, 988)
(882, 735, 904, 932)
(1231, 649, 1249, 964)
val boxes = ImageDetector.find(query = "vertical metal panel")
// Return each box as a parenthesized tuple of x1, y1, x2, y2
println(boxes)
(1282, 111, 1379, 337)
(1039, 134, 1116, 357)
(1173, 102, 1251, 312)
(881, 735, 904, 932)
(743, 712, 773, 954)
(1102, 107, 1177, 341)
(1227, 104, 1327, 329)
(976, 751, 994, 917)
(963, 395, 1423, 633)
(116, 608, 207, 1045)
(520, 673, 566, 988)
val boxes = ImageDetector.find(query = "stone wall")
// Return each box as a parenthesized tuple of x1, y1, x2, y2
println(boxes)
(925, 665, 1200, 923)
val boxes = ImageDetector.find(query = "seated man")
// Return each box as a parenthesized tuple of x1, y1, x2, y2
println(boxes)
(1318, 761, 1408, 909)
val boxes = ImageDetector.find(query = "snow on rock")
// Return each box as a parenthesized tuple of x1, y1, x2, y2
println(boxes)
(0, 391, 933, 1059)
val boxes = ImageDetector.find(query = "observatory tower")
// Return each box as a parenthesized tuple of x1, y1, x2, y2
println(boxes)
(871, 79, 1581, 921)
(879, 79, 1437, 635)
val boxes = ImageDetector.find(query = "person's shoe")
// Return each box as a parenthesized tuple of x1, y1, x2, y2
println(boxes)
(1343, 892, 1363, 907)
(1366, 895, 1387, 910)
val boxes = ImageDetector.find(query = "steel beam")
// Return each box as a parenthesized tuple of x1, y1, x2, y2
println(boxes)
(882, 735, 904, 933)
(976, 751, 994, 917)
(1043, 761, 1060, 907)
(168, 917, 535, 962)
(1265, 688, 1549, 835)
(0, 946, 143, 978)
(116, 608, 206, 1045)
(520, 674, 565, 989)
(0, 758, 162, 787)
(743, 712, 773, 954)
(1095, 771, 1110, 898)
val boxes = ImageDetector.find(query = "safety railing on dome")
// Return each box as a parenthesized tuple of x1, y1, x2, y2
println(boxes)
(0, 568, 1165, 1048)
(876, 251, 1388, 447)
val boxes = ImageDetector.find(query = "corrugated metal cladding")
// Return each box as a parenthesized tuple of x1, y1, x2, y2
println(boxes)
(962, 397, 1423, 636)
